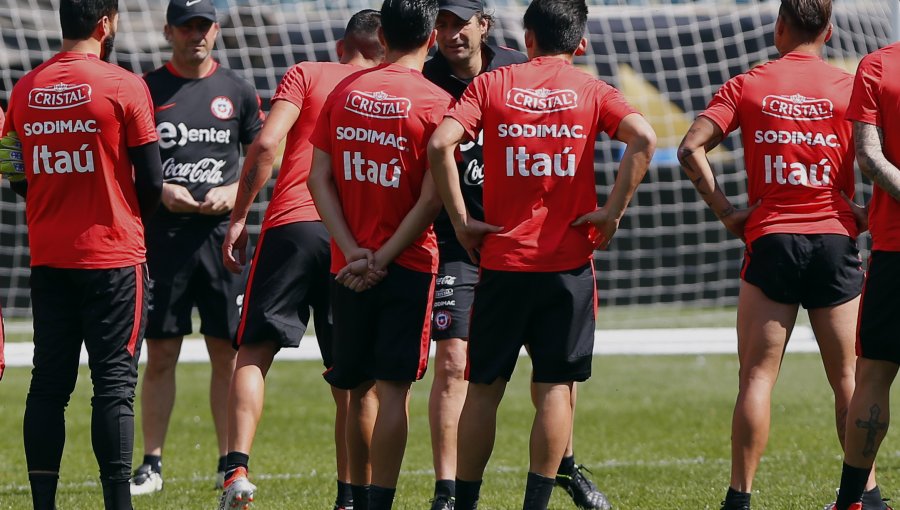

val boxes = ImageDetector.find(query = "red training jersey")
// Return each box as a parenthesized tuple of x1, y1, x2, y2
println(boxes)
(447, 56, 638, 272)
(701, 51, 858, 245)
(847, 42, 900, 251)
(310, 63, 451, 274)
(3, 52, 158, 268)
(263, 62, 361, 230)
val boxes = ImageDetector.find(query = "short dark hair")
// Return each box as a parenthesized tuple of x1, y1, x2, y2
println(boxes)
(60, 0, 118, 40)
(343, 9, 384, 61)
(380, 0, 439, 52)
(779, 0, 831, 41)
(522, 0, 587, 55)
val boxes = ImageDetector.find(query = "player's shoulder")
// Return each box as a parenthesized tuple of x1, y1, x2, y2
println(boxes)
(96, 60, 149, 92)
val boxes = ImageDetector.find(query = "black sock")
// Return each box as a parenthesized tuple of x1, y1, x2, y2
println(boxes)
(368, 485, 396, 510)
(837, 463, 872, 510)
(435, 479, 456, 499)
(224, 451, 250, 479)
(456, 479, 483, 510)
(217, 455, 227, 473)
(336, 480, 353, 508)
(523, 472, 556, 510)
(723, 487, 751, 509)
(142, 454, 162, 474)
(100, 479, 133, 510)
(29, 472, 59, 510)
(351, 484, 370, 510)
(862, 486, 886, 509)
(558, 455, 576, 477)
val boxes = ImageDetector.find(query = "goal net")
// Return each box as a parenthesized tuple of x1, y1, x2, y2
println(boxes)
(0, 0, 894, 316)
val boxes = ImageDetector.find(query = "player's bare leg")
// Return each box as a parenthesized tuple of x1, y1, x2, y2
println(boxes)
(332, 387, 352, 480)
(530, 382, 573, 476)
(457, 379, 507, 480)
(453, 379, 506, 510)
(428, 337, 468, 505)
(729, 281, 798, 497)
(348, 381, 377, 510)
(366, 380, 412, 509)
(131, 337, 183, 494)
(809, 297, 880, 492)
(140, 337, 184, 458)
(836, 358, 898, 509)
(226, 340, 278, 455)
(539, 382, 612, 510)
(206, 335, 237, 479)
(520, 381, 574, 510)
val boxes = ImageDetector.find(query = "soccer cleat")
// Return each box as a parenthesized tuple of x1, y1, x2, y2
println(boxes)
(218, 467, 256, 510)
(719, 501, 750, 510)
(215, 470, 226, 490)
(555, 464, 612, 510)
(430, 495, 455, 510)
(822, 504, 862, 510)
(129, 463, 163, 495)
(332, 505, 354, 510)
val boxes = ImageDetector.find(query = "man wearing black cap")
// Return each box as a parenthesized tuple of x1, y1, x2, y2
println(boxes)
(130, 0, 263, 496)
(423, 1, 610, 509)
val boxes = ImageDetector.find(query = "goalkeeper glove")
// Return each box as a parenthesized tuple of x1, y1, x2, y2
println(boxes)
(0, 131, 25, 183)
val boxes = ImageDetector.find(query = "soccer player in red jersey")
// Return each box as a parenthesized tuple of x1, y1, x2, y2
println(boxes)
(826, 40, 900, 510)
(307, 1, 450, 508)
(130, 0, 265, 495)
(2, 1, 163, 508)
(217, 10, 384, 510)
(423, 2, 610, 508)
(428, 0, 655, 508)
(677, 1, 875, 509)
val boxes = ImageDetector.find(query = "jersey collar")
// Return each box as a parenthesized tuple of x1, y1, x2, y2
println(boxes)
(164, 59, 219, 79)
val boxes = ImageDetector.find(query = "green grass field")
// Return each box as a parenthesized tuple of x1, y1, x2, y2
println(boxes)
(1, 352, 897, 509)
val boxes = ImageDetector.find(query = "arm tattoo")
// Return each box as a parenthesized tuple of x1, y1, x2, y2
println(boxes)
(241, 163, 259, 193)
(715, 205, 735, 219)
(855, 404, 888, 458)
(856, 122, 900, 202)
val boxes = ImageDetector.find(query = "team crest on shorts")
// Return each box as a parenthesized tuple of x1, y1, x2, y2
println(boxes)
(210, 96, 234, 120)
(435, 310, 452, 331)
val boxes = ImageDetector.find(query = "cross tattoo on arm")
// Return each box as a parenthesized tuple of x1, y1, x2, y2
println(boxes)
(856, 404, 888, 458)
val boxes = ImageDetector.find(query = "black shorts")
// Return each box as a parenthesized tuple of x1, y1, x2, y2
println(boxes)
(432, 259, 478, 340)
(467, 263, 596, 384)
(741, 233, 863, 309)
(145, 219, 245, 340)
(237, 222, 333, 366)
(30, 264, 148, 395)
(325, 264, 435, 390)
(858, 251, 900, 364)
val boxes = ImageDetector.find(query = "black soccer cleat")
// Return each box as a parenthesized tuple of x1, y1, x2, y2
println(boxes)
(555, 464, 612, 510)
(430, 495, 455, 510)
(720, 501, 750, 510)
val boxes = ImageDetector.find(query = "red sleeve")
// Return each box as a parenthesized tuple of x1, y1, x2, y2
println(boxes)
(120, 75, 159, 148)
(446, 73, 489, 141)
(847, 52, 883, 127)
(309, 88, 339, 154)
(272, 64, 309, 112)
(700, 74, 744, 136)
(595, 81, 640, 138)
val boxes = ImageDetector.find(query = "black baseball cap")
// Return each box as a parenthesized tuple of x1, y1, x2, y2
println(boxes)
(167, 0, 217, 26)
(438, 0, 484, 20)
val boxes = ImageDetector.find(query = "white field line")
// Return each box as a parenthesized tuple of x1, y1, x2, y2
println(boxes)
(0, 457, 727, 493)
(2, 326, 820, 368)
